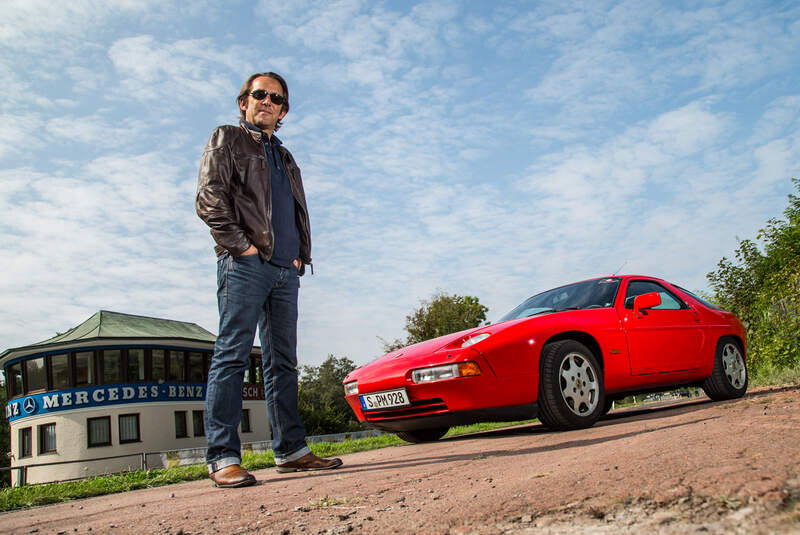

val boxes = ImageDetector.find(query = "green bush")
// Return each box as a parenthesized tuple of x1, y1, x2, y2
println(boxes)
(707, 178, 800, 381)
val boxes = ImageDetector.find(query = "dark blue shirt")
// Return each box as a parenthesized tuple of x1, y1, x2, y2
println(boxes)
(243, 121, 299, 268)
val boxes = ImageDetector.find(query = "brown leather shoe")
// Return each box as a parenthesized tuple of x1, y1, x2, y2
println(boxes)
(275, 452, 343, 473)
(209, 464, 256, 488)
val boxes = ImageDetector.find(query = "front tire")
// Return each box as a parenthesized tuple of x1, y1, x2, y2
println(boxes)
(396, 427, 449, 443)
(702, 337, 747, 400)
(538, 340, 605, 430)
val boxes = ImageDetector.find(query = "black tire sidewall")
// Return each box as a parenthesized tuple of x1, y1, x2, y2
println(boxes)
(539, 340, 605, 430)
(717, 337, 748, 396)
(396, 427, 449, 443)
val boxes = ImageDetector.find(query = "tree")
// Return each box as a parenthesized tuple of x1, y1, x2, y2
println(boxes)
(707, 178, 800, 379)
(383, 292, 489, 352)
(297, 355, 362, 435)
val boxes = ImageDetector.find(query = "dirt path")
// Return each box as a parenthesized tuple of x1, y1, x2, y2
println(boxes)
(3, 386, 800, 535)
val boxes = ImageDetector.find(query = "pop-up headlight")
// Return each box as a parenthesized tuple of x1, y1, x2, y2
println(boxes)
(461, 333, 491, 347)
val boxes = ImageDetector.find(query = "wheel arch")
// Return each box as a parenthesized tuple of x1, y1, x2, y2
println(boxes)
(720, 334, 746, 359)
(541, 331, 604, 372)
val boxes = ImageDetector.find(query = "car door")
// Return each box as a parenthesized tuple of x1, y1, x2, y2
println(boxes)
(620, 280, 705, 375)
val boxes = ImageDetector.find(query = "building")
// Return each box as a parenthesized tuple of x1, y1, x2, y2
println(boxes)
(1, 311, 269, 485)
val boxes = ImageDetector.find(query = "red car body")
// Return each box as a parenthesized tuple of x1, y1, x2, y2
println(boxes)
(343, 275, 747, 442)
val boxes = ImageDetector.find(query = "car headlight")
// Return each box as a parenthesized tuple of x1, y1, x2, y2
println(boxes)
(461, 333, 490, 347)
(344, 381, 359, 395)
(411, 361, 481, 384)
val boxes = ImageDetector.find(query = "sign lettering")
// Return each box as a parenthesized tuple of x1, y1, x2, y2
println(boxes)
(4, 382, 224, 422)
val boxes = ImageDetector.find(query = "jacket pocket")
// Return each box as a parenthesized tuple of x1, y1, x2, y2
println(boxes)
(233, 154, 266, 187)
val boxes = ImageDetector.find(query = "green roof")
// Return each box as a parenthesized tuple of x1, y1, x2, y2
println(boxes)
(1, 310, 217, 364)
(39, 310, 216, 344)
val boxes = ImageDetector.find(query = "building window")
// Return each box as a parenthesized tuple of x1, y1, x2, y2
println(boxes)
(188, 352, 205, 383)
(102, 349, 122, 384)
(75, 351, 95, 386)
(152, 349, 166, 382)
(254, 355, 263, 384)
(192, 410, 205, 437)
(169, 351, 185, 382)
(174, 411, 188, 438)
(119, 414, 140, 444)
(50, 353, 71, 390)
(127, 349, 145, 382)
(19, 427, 32, 458)
(38, 423, 57, 454)
(88, 416, 112, 447)
(248, 355, 263, 385)
(8, 362, 23, 397)
(25, 357, 47, 393)
(241, 409, 252, 433)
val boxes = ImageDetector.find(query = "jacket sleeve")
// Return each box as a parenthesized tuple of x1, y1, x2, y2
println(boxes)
(195, 129, 250, 256)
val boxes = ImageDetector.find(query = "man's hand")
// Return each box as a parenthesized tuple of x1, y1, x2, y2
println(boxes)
(293, 258, 302, 270)
(240, 245, 259, 256)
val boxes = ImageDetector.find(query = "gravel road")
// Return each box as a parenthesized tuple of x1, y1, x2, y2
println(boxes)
(3, 385, 800, 534)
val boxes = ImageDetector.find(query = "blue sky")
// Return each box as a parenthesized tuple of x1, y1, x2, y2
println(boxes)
(1, 0, 798, 368)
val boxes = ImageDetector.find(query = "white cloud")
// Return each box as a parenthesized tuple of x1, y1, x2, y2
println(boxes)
(107, 35, 248, 104)
(0, 1, 798, 368)
(0, 113, 46, 160)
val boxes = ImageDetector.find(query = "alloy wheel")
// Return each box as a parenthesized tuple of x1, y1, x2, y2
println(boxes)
(559, 352, 599, 416)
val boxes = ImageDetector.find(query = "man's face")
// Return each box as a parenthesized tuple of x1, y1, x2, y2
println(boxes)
(240, 76, 287, 134)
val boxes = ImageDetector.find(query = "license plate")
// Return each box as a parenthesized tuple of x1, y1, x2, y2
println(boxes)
(360, 388, 410, 411)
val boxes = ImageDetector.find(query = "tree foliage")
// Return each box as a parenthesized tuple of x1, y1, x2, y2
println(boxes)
(297, 355, 362, 435)
(383, 292, 489, 352)
(707, 178, 800, 379)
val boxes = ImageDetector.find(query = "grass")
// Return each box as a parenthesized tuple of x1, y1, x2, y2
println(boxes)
(751, 363, 800, 387)
(0, 419, 534, 513)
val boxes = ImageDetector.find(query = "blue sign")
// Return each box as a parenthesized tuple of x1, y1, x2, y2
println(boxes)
(5, 382, 205, 422)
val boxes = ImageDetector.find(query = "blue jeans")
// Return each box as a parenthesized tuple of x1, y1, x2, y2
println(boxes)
(205, 252, 311, 473)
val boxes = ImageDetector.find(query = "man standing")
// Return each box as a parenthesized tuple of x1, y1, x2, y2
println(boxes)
(196, 72, 342, 488)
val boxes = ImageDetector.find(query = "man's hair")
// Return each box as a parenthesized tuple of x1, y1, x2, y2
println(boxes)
(237, 72, 290, 131)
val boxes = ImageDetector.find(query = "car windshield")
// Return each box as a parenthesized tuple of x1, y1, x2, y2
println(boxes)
(499, 278, 622, 322)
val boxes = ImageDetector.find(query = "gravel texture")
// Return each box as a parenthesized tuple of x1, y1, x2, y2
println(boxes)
(2, 385, 799, 534)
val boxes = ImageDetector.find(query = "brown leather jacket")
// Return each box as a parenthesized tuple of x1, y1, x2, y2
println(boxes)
(196, 121, 311, 274)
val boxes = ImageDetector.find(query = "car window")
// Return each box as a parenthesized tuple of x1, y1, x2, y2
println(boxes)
(674, 285, 723, 310)
(624, 280, 686, 310)
(500, 278, 621, 321)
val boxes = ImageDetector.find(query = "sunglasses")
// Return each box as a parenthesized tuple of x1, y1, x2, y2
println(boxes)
(250, 89, 286, 106)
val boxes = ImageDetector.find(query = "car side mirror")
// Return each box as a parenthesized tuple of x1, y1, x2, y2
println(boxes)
(633, 292, 661, 318)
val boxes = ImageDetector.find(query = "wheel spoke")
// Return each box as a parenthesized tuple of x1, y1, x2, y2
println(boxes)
(721, 343, 745, 389)
(560, 353, 598, 415)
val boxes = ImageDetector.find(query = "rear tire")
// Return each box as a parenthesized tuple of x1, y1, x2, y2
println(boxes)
(601, 398, 615, 416)
(702, 337, 747, 400)
(396, 427, 449, 443)
(538, 340, 605, 430)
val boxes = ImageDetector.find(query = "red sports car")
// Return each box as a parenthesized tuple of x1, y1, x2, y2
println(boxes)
(343, 275, 747, 443)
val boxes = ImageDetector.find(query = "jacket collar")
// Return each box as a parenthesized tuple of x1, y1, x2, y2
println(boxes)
(240, 119, 282, 146)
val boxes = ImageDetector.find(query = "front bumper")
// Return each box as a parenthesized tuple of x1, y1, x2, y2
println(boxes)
(344, 370, 538, 432)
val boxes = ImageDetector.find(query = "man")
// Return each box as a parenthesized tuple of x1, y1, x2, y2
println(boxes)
(196, 72, 342, 488)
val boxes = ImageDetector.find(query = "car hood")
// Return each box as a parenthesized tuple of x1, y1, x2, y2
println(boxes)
(343, 309, 610, 384)
(345, 325, 486, 383)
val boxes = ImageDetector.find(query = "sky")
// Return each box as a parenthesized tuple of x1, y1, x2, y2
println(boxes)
(1, 0, 798, 369)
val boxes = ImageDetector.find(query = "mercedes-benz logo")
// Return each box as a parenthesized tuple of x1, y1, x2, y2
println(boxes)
(23, 397, 38, 414)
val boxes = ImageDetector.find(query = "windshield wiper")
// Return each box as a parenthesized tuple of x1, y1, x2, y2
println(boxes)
(524, 308, 556, 317)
